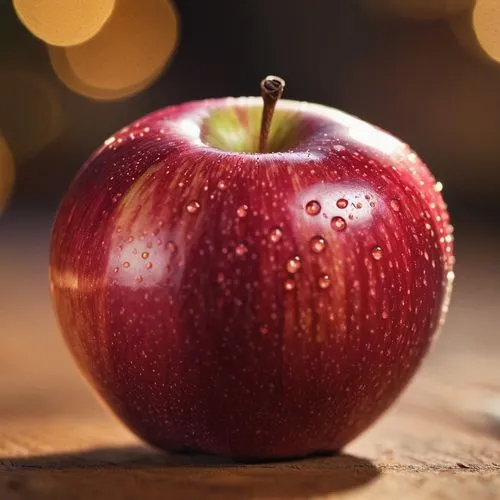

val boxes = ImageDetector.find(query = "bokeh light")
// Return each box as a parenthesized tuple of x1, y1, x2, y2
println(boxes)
(0, 70, 65, 165)
(472, 0, 500, 62)
(0, 134, 15, 214)
(360, 0, 472, 20)
(48, 0, 179, 101)
(13, 0, 116, 47)
(48, 46, 163, 101)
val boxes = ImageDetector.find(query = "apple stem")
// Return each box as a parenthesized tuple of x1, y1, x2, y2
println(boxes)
(259, 75, 285, 153)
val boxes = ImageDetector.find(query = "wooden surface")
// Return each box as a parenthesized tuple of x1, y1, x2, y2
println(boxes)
(1, 214, 500, 500)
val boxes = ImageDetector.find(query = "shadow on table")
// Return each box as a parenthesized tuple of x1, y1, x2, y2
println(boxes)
(0, 446, 379, 499)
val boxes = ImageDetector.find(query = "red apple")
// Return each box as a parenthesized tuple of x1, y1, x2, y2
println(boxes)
(50, 77, 454, 460)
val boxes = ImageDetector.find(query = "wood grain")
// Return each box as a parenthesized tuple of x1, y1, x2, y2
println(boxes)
(1, 214, 499, 499)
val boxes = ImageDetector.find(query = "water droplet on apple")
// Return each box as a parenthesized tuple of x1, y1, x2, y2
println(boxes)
(407, 152, 418, 163)
(123, 261, 130, 268)
(146, 262, 153, 270)
(331, 216, 346, 231)
(237, 205, 249, 217)
(186, 201, 200, 214)
(305, 200, 321, 215)
(216, 272, 225, 284)
(141, 251, 149, 259)
(104, 136, 116, 146)
(217, 180, 227, 190)
(235, 243, 248, 256)
(259, 324, 269, 335)
(113, 267, 119, 273)
(166, 241, 177, 253)
(286, 256, 302, 273)
(318, 274, 331, 289)
(269, 227, 283, 243)
(127, 236, 134, 243)
(336, 198, 348, 209)
(284, 278, 296, 291)
(434, 181, 443, 192)
(382, 311, 389, 319)
(390, 199, 401, 212)
(310, 236, 326, 253)
(371, 246, 383, 260)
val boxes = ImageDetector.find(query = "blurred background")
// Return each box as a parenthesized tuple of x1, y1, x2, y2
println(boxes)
(0, 0, 499, 434)
(1, 0, 500, 217)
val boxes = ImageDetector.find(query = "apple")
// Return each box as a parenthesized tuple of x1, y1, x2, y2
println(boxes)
(50, 77, 454, 460)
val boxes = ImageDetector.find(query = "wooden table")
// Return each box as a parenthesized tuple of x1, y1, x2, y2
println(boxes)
(1, 214, 499, 500)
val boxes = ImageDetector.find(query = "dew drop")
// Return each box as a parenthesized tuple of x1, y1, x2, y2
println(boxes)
(434, 181, 443, 192)
(104, 136, 116, 146)
(235, 243, 248, 256)
(305, 200, 321, 215)
(123, 261, 130, 268)
(269, 227, 283, 243)
(310, 236, 326, 253)
(331, 216, 347, 231)
(259, 324, 269, 335)
(146, 262, 153, 270)
(408, 152, 418, 163)
(284, 278, 296, 291)
(336, 198, 348, 209)
(390, 199, 401, 212)
(186, 200, 200, 214)
(217, 180, 227, 190)
(371, 246, 383, 260)
(286, 256, 302, 273)
(113, 267, 119, 273)
(318, 274, 331, 289)
(382, 311, 389, 319)
(237, 205, 249, 217)
(141, 251, 150, 259)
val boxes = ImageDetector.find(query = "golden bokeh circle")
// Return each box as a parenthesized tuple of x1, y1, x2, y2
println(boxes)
(48, 46, 164, 101)
(472, 0, 500, 62)
(51, 0, 178, 99)
(13, 0, 116, 47)
(0, 135, 15, 214)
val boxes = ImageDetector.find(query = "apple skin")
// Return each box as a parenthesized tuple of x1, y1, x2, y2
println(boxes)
(50, 97, 454, 460)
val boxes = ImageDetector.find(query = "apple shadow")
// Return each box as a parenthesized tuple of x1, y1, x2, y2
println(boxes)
(0, 446, 380, 499)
